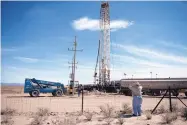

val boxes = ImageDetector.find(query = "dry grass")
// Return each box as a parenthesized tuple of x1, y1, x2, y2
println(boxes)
(1, 108, 16, 116)
(117, 118, 125, 125)
(63, 118, 76, 125)
(1, 108, 16, 125)
(145, 111, 152, 120)
(162, 112, 178, 124)
(181, 108, 187, 120)
(171, 102, 179, 112)
(36, 107, 49, 117)
(158, 105, 167, 114)
(1, 85, 23, 94)
(29, 108, 49, 125)
(105, 118, 113, 125)
(84, 111, 93, 121)
(51, 117, 64, 125)
(30, 116, 47, 125)
(99, 104, 115, 118)
(1, 115, 14, 125)
(51, 117, 75, 125)
(121, 103, 132, 114)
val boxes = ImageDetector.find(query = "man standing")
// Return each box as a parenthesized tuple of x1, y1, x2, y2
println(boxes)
(128, 82, 143, 116)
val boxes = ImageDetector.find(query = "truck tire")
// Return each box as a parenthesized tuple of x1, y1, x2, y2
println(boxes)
(151, 90, 161, 96)
(55, 89, 63, 97)
(52, 92, 56, 96)
(172, 90, 179, 96)
(30, 90, 40, 97)
(185, 92, 187, 97)
(29, 92, 33, 97)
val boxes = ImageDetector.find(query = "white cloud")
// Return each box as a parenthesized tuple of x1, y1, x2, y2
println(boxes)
(2, 48, 17, 52)
(111, 66, 187, 79)
(73, 17, 99, 31)
(112, 54, 171, 68)
(13, 56, 69, 64)
(112, 43, 187, 64)
(2, 65, 95, 85)
(159, 41, 187, 51)
(3, 41, 187, 84)
(2, 66, 68, 83)
(110, 42, 187, 79)
(110, 20, 134, 30)
(14, 57, 39, 63)
(72, 17, 133, 31)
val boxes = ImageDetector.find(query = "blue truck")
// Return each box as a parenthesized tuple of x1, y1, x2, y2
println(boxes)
(24, 78, 65, 97)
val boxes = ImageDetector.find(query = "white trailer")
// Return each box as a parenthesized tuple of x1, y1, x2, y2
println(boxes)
(119, 78, 187, 96)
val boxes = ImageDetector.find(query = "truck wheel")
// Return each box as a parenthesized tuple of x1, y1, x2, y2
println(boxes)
(55, 90, 63, 97)
(155, 92, 161, 96)
(172, 91, 179, 96)
(52, 92, 56, 96)
(151, 90, 161, 96)
(185, 92, 187, 97)
(30, 90, 40, 97)
(29, 92, 33, 97)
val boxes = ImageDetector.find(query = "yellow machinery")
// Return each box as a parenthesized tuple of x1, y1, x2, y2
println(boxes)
(68, 80, 79, 95)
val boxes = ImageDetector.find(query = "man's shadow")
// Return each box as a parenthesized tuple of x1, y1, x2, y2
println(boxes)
(119, 114, 134, 118)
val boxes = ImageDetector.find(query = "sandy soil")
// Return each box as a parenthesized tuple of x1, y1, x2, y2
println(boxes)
(1, 86, 187, 125)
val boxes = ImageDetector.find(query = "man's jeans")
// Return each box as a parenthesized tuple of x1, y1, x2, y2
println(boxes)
(133, 96, 142, 116)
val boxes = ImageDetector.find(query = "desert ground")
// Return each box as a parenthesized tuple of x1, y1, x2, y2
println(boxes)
(1, 86, 187, 125)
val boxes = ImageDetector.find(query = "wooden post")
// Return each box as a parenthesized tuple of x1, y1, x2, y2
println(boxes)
(169, 87, 172, 112)
(81, 85, 84, 114)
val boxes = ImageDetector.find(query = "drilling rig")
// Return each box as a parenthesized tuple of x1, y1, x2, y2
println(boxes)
(98, 2, 111, 87)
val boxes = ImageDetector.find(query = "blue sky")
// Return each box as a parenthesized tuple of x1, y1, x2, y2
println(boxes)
(1, 1, 187, 84)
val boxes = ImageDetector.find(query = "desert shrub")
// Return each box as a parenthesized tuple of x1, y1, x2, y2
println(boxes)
(30, 108, 49, 125)
(1, 115, 14, 125)
(181, 108, 187, 120)
(51, 117, 64, 125)
(162, 112, 177, 124)
(1, 108, 16, 116)
(114, 111, 123, 118)
(105, 118, 113, 125)
(30, 116, 46, 125)
(172, 102, 179, 112)
(145, 111, 152, 120)
(84, 111, 93, 121)
(158, 105, 167, 114)
(51, 117, 75, 125)
(121, 103, 132, 114)
(36, 107, 49, 117)
(99, 104, 115, 118)
(1, 108, 15, 125)
(117, 118, 125, 125)
(63, 118, 76, 125)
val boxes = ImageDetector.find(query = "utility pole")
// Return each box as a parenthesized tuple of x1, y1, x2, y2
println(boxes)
(68, 59, 77, 81)
(68, 36, 83, 95)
